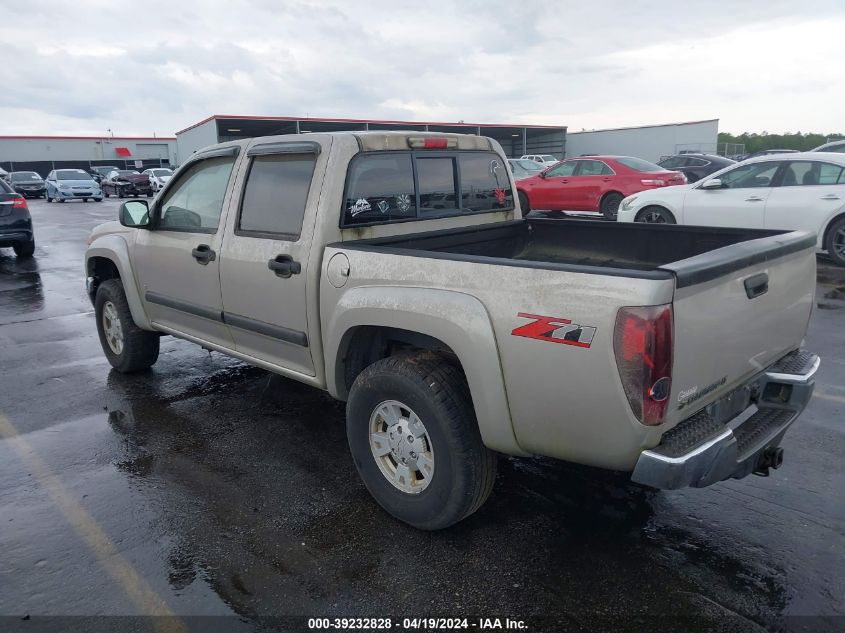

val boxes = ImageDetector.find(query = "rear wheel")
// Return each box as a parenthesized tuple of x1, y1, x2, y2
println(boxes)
(825, 216, 845, 267)
(635, 206, 676, 224)
(94, 279, 160, 373)
(13, 240, 35, 258)
(346, 352, 497, 530)
(518, 191, 530, 216)
(600, 192, 624, 220)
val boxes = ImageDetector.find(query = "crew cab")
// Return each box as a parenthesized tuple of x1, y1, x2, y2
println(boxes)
(85, 132, 819, 530)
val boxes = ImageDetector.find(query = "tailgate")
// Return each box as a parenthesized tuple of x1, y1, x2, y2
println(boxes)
(661, 231, 816, 426)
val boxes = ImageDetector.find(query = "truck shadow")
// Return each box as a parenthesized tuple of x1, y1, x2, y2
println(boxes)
(101, 353, 791, 629)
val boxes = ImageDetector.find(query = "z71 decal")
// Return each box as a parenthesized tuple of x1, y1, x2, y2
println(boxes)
(511, 312, 596, 348)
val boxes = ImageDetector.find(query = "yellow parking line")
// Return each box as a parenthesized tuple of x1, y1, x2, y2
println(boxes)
(0, 413, 186, 633)
(815, 391, 845, 404)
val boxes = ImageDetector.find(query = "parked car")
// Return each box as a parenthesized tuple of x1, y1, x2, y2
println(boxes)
(0, 178, 35, 258)
(520, 154, 559, 167)
(516, 155, 686, 219)
(142, 167, 173, 192)
(9, 171, 46, 198)
(658, 154, 735, 183)
(507, 158, 544, 180)
(101, 170, 153, 198)
(90, 165, 120, 184)
(812, 140, 845, 154)
(616, 152, 845, 266)
(85, 131, 818, 530)
(45, 169, 103, 203)
(741, 149, 799, 161)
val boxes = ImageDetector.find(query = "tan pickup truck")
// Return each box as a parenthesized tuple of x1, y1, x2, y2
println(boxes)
(85, 132, 819, 530)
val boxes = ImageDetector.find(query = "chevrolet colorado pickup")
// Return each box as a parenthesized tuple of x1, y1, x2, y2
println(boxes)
(85, 132, 820, 530)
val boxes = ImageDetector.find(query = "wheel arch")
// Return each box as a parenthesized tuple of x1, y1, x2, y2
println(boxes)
(635, 204, 677, 223)
(324, 286, 527, 455)
(86, 237, 152, 329)
(821, 210, 845, 251)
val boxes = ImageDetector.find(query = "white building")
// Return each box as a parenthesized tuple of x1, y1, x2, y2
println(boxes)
(565, 119, 720, 163)
(0, 135, 177, 177)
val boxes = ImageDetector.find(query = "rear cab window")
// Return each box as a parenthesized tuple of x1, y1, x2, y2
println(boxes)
(342, 150, 513, 226)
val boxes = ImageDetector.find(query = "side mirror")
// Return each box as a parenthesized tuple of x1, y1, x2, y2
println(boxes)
(700, 178, 723, 190)
(119, 200, 151, 228)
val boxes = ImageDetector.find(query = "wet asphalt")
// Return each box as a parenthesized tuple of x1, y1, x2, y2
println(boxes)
(0, 198, 843, 632)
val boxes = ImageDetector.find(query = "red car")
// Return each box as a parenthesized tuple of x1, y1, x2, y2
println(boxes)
(516, 155, 686, 219)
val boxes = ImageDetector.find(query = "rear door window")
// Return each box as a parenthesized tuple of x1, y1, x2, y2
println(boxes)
(238, 154, 316, 238)
(779, 161, 844, 186)
(342, 151, 513, 226)
(578, 160, 613, 176)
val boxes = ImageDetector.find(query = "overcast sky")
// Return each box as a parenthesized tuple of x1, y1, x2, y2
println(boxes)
(1, 0, 843, 137)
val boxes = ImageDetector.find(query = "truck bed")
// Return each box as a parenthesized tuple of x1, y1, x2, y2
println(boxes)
(338, 218, 815, 286)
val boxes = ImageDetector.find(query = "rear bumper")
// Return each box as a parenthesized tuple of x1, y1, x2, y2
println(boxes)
(631, 350, 819, 489)
(0, 230, 34, 246)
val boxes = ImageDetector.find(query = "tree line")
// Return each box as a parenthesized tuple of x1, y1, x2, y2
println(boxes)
(719, 131, 844, 154)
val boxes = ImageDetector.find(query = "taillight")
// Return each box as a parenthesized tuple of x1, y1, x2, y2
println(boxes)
(13, 197, 27, 210)
(640, 179, 666, 187)
(613, 304, 673, 426)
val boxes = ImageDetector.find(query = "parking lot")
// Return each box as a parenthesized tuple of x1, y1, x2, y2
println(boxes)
(1, 197, 844, 631)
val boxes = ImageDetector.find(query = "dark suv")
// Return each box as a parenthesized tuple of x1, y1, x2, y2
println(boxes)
(657, 154, 736, 183)
(0, 178, 35, 258)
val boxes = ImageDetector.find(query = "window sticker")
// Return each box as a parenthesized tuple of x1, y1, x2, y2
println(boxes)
(396, 194, 412, 213)
(377, 199, 390, 214)
(349, 198, 372, 216)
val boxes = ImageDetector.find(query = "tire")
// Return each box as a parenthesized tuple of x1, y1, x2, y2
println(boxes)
(518, 191, 530, 216)
(346, 352, 497, 530)
(13, 239, 35, 258)
(118, 188, 125, 199)
(94, 279, 160, 373)
(45, 191, 51, 203)
(635, 206, 676, 224)
(104, 188, 110, 198)
(825, 216, 845, 267)
(600, 192, 624, 220)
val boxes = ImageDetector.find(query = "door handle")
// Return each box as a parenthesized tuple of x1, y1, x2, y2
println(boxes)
(744, 272, 769, 299)
(560, 179, 569, 184)
(191, 244, 216, 265)
(821, 194, 841, 200)
(268, 254, 301, 278)
(745, 196, 764, 202)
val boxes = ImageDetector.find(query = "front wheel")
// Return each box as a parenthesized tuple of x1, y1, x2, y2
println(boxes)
(825, 216, 845, 266)
(94, 279, 160, 373)
(346, 352, 497, 530)
(635, 206, 676, 224)
(600, 192, 624, 220)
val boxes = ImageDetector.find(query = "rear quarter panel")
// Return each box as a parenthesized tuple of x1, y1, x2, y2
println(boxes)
(322, 247, 675, 470)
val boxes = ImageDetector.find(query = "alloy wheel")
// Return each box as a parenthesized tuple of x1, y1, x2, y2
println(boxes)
(369, 400, 434, 494)
(102, 301, 124, 355)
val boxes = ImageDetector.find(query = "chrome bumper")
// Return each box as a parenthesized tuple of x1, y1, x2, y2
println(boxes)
(632, 350, 819, 489)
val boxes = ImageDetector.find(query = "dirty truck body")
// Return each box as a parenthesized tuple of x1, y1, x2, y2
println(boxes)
(85, 131, 819, 529)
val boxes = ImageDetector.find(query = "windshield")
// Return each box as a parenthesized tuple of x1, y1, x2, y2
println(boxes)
(117, 170, 141, 176)
(539, 155, 557, 162)
(515, 159, 543, 170)
(11, 172, 42, 181)
(57, 170, 93, 181)
(616, 157, 666, 172)
(151, 169, 172, 176)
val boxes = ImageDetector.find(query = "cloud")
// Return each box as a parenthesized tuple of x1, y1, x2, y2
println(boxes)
(0, 0, 843, 136)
